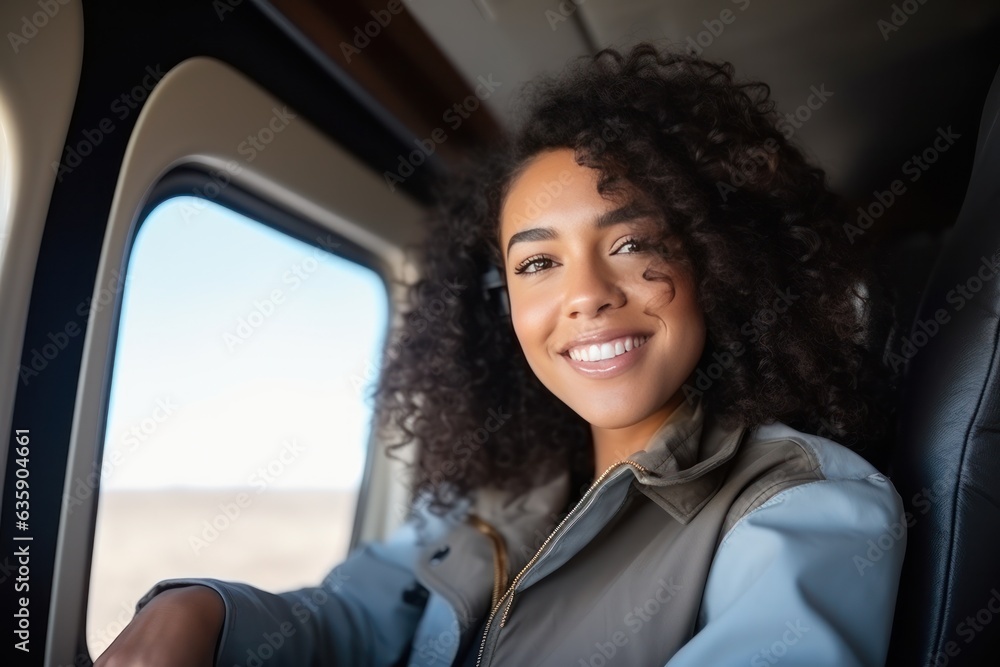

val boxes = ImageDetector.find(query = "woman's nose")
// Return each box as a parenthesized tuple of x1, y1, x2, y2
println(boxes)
(562, 260, 626, 318)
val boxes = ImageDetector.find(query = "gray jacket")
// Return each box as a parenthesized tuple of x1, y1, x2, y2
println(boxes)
(139, 396, 906, 666)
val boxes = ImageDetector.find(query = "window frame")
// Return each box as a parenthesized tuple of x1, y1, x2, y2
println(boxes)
(100, 164, 391, 554)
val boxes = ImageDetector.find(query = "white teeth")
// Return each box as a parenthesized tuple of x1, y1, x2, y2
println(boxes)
(568, 335, 648, 362)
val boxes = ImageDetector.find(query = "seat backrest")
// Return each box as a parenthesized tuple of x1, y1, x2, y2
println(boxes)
(886, 64, 1000, 666)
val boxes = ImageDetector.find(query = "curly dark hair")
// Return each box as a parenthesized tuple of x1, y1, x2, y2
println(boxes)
(372, 43, 899, 516)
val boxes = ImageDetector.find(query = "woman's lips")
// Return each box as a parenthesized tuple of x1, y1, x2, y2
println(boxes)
(562, 334, 651, 379)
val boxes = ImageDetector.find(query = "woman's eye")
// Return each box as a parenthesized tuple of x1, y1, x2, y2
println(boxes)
(513, 255, 553, 275)
(613, 236, 647, 254)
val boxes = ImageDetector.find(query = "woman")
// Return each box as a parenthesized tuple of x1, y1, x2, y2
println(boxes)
(97, 44, 905, 666)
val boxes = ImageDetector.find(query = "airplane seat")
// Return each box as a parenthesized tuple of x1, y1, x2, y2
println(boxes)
(884, 62, 1000, 666)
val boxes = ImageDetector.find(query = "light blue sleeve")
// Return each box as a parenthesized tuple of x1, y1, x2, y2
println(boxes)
(666, 473, 906, 667)
(135, 513, 440, 667)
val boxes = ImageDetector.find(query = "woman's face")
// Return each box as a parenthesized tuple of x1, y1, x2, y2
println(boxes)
(499, 148, 706, 431)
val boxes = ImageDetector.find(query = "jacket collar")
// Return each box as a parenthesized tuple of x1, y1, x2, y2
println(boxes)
(413, 396, 748, 622)
(625, 395, 748, 524)
(462, 396, 748, 565)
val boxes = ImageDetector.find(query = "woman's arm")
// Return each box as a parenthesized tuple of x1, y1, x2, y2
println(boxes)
(94, 585, 224, 667)
(666, 472, 906, 667)
(95, 511, 442, 666)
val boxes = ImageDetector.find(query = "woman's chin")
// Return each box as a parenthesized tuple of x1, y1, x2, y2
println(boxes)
(570, 403, 653, 431)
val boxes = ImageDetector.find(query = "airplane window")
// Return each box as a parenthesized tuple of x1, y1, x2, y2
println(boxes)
(84, 195, 387, 656)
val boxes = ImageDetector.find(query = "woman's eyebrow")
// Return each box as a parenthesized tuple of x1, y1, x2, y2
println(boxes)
(595, 203, 657, 229)
(505, 203, 655, 259)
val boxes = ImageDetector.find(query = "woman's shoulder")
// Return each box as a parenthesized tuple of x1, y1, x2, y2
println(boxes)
(681, 422, 906, 667)
(747, 420, 885, 481)
(720, 420, 902, 538)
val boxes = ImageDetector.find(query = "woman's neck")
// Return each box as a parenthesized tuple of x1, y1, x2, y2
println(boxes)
(590, 393, 686, 477)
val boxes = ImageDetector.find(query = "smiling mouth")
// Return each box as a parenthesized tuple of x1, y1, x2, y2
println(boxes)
(565, 335, 650, 362)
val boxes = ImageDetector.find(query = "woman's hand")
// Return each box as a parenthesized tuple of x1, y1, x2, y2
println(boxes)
(94, 585, 225, 667)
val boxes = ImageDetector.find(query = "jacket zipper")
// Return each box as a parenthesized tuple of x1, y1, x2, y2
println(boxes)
(474, 459, 652, 667)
